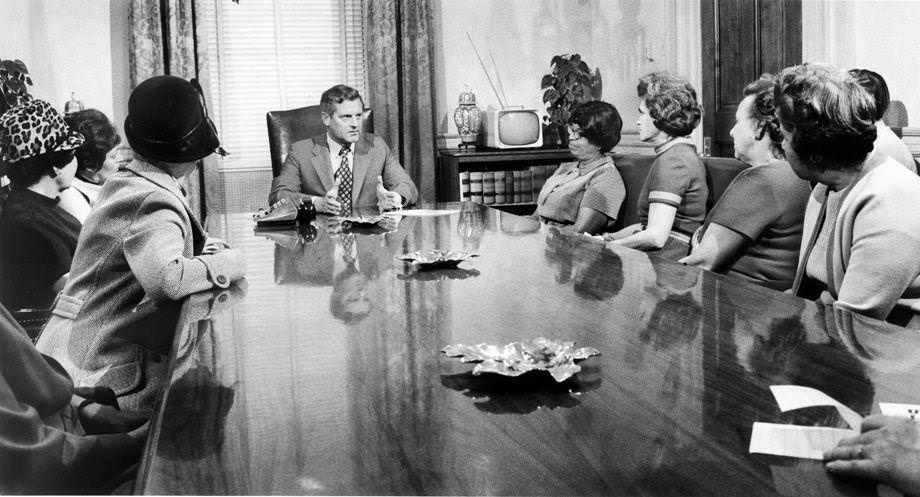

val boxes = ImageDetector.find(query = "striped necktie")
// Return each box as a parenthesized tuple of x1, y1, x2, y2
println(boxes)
(335, 145, 353, 215)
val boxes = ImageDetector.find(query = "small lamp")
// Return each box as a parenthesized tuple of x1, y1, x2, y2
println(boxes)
(453, 86, 482, 151)
(64, 92, 84, 115)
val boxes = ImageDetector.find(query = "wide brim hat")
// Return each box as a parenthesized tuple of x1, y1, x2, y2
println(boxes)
(124, 75, 220, 163)
(0, 99, 85, 168)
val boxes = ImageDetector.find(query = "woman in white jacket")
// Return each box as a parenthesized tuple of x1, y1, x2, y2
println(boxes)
(780, 64, 920, 326)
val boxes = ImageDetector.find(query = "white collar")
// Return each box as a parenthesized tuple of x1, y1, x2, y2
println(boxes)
(327, 134, 353, 157)
(654, 136, 695, 155)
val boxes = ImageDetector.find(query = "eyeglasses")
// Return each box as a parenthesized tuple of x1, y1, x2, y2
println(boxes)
(567, 126, 585, 141)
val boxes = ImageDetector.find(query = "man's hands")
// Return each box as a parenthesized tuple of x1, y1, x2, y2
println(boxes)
(310, 176, 401, 216)
(314, 186, 343, 215)
(376, 175, 402, 212)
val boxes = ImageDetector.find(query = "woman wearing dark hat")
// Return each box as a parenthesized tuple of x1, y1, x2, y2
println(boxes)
(0, 99, 85, 312)
(36, 75, 246, 411)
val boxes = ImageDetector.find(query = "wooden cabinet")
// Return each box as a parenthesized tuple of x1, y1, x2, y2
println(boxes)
(437, 149, 573, 213)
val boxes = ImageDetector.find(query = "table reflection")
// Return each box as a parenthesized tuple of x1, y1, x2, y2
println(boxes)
(141, 203, 920, 496)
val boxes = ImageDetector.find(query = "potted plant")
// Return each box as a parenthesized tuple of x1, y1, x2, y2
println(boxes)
(0, 58, 33, 115)
(540, 54, 602, 148)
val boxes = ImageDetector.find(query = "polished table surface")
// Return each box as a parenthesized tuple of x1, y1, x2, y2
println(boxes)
(137, 203, 920, 496)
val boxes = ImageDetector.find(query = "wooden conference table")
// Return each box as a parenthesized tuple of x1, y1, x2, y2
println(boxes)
(137, 203, 920, 496)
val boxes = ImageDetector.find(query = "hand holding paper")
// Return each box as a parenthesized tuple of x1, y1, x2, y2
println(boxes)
(749, 385, 861, 460)
(824, 414, 920, 496)
(749, 385, 920, 467)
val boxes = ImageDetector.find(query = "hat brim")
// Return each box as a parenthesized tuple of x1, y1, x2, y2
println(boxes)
(124, 116, 219, 163)
(55, 128, 86, 153)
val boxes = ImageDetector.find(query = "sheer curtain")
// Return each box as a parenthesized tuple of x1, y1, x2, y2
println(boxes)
(365, 0, 438, 204)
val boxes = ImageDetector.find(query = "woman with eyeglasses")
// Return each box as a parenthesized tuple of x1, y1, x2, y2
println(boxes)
(535, 100, 626, 235)
(37, 76, 246, 412)
(605, 72, 707, 260)
(679, 75, 811, 290)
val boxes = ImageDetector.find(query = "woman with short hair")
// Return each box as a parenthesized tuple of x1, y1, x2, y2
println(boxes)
(848, 68, 916, 173)
(0, 99, 84, 311)
(535, 100, 626, 235)
(606, 72, 707, 260)
(679, 75, 811, 290)
(58, 109, 122, 223)
(781, 64, 920, 325)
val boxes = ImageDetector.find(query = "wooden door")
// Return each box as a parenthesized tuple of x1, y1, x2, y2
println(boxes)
(701, 0, 802, 158)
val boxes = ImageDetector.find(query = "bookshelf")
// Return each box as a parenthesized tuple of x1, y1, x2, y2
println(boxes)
(437, 148, 574, 214)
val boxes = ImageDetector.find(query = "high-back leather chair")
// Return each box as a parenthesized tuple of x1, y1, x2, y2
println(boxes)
(702, 156, 749, 210)
(266, 105, 373, 177)
(610, 153, 654, 231)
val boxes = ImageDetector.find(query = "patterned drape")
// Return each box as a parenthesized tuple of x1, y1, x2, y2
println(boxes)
(365, 0, 438, 204)
(128, 0, 219, 223)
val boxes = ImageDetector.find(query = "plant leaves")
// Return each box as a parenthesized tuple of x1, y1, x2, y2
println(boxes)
(578, 60, 589, 73)
(551, 55, 564, 68)
(542, 88, 559, 104)
(540, 74, 555, 88)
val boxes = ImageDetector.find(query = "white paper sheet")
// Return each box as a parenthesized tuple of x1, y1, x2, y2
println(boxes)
(397, 209, 460, 217)
(878, 402, 920, 420)
(770, 385, 863, 429)
(749, 422, 856, 460)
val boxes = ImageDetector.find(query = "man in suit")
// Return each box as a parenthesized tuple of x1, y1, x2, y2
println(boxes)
(269, 85, 418, 214)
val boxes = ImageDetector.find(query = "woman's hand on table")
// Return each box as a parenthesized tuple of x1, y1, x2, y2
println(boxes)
(824, 414, 920, 495)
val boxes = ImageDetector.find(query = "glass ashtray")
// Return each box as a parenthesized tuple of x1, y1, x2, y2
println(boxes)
(441, 337, 600, 382)
(396, 249, 479, 269)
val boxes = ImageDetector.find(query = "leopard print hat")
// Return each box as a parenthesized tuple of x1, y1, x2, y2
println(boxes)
(0, 99, 85, 165)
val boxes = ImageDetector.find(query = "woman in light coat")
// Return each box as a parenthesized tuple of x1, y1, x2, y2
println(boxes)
(37, 76, 246, 411)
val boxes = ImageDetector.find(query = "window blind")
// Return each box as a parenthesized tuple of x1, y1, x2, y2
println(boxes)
(199, 0, 366, 171)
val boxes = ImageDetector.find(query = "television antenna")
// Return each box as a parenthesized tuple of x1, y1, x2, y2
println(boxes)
(466, 33, 509, 108)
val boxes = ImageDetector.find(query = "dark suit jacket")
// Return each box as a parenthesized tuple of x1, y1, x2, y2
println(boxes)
(269, 133, 418, 208)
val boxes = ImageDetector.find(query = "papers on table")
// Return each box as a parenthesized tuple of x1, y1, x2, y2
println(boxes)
(749, 385, 920, 460)
(398, 209, 460, 217)
(750, 423, 854, 460)
(770, 385, 862, 429)
(878, 402, 920, 419)
(749, 386, 859, 460)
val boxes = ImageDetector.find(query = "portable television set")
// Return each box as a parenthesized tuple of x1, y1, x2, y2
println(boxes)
(482, 107, 543, 149)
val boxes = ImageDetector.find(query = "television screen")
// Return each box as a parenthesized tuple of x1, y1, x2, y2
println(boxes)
(498, 111, 541, 146)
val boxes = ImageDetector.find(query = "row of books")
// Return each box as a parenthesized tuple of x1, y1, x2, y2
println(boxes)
(459, 165, 560, 205)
